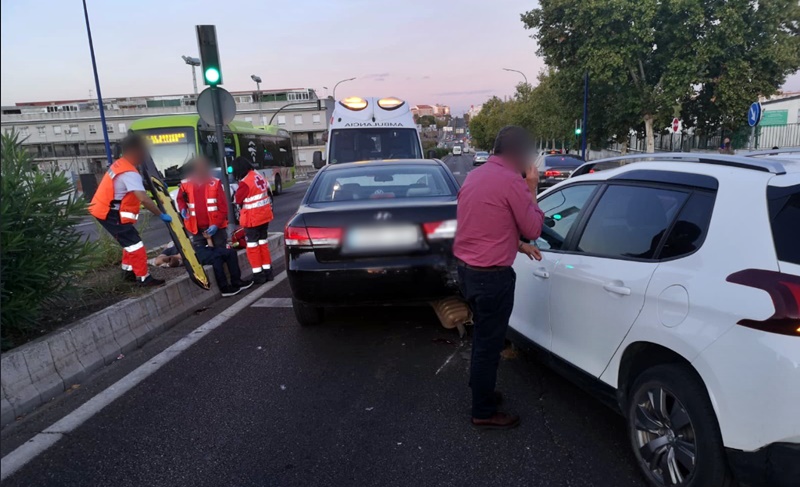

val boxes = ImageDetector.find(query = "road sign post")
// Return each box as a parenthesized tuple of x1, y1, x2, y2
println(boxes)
(747, 101, 763, 150)
(210, 87, 236, 226)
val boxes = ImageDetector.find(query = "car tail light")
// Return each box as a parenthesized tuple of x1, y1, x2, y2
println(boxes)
(285, 226, 343, 248)
(545, 170, 562, 178)
(726, 269, 800, 336)
(423, 220, 457, 240)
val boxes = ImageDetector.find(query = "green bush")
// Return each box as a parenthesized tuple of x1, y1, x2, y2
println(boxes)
(1, 132, 97, 347)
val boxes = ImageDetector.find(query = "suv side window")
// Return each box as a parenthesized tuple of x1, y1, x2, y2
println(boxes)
(577, 184, 688, 259)
(659, 191, 715, 259)
(537, 184, 598, 250)
(768, 185, 800, 265)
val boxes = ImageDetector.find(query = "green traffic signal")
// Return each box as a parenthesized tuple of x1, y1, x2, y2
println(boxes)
(574, 128, 582, 135)
(205, 67, 221, 85)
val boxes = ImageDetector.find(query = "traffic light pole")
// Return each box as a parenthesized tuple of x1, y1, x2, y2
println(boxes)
(210, 86, 237, 226)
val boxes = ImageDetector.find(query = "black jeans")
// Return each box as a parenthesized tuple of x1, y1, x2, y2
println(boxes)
(458, 266, 516, 419)
(194, 245, 242, 288)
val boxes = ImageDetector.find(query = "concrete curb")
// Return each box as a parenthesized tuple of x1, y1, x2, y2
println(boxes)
(1, 233, 284, 428)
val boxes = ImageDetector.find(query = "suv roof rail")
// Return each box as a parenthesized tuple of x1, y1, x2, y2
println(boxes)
(570, 152, 787, 179)
(741, 148, 800, 157)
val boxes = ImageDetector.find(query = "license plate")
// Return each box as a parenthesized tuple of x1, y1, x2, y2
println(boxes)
(345, 225, 421, 252)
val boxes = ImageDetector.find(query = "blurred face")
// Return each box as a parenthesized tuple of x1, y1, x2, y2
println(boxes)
(125, 146, 147, 166)
(192, 158, 212, 180)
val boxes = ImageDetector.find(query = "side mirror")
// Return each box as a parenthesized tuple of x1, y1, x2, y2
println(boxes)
(427, 149, 436, 159)
(312, 151, 325, 169)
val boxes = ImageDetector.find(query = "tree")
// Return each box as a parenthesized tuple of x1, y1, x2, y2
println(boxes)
(468, 97, 516, 150)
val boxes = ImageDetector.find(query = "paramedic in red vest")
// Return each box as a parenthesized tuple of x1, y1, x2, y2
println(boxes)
(176, 156, 229, 248)
(232, 157, 274, 284)
(89, 134, 172, 286)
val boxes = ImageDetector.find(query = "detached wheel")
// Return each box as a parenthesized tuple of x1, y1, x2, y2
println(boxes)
(627, 364, 732, 487)
(292, 299, 323, 326)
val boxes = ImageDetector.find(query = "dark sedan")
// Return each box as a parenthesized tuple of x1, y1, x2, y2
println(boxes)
(285, 160, 460, 326)
(534, 153, 585, 190)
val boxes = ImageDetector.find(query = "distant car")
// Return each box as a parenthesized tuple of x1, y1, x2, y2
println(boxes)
(452, 145, 463, 156)
(534, 154, 584, 190)
(472, 151, 489, 166)
(511, 152, 800, 487)
(463, 146, 470, 154)
(285, 159, 460, 326)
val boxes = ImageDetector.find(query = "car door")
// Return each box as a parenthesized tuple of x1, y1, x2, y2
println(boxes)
(549, 183, 690, 377)
(510, 183, 599, 349)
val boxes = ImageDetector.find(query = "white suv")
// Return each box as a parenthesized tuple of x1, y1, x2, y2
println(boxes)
(509, 152, 799, 487)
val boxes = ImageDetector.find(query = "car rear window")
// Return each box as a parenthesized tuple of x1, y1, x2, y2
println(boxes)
(545, 155, 584, 167)
(310, 165, 457, 203)
(767, 185, 800, 265)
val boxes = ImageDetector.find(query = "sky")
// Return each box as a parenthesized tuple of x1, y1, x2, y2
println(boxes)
(1, 0, 798, 115)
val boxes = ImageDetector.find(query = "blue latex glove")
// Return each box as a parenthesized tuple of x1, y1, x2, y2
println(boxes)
(180, 208, 188, 219)
(206, 225, 218, 236)
(160, 213, 172, 223)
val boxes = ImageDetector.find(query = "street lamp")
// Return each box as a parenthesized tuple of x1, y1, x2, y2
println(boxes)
(251, 74, 263, 125)
(502, 68, 528, 85)
(322, 86, 329, 97)
(332, 77, 356, 100)
(182, 55, 201, 96)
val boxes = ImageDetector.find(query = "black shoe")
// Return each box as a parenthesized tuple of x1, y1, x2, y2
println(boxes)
(253, 272, 268, 285)
(232, 279, 253, 291)
(264, 269, 275, 282)
(220, 285, 241, 297)
(123, 271, 136, 282)
(138, 275, 165, 287)
(471, 412, 520, 430)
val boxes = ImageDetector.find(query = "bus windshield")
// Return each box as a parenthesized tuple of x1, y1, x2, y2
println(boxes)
(138, 127, 197, 182)
(329, 128, 421, 164)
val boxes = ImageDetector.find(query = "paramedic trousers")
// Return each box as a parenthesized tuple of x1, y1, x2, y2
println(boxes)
(97, 210, 149, 279)
(244, 223, 272, 274)
(457, 266, 516, 419)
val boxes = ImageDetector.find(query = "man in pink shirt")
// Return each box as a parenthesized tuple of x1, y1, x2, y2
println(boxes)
(454, 126, 544, 429)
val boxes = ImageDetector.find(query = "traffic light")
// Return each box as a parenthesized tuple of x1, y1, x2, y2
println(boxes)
(196, 25, 222, 86)
(574, 127, 582, 136)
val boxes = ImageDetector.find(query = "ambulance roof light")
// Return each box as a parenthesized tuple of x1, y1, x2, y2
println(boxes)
(340, 97, 368, 111)
(377, 97, 404, 110)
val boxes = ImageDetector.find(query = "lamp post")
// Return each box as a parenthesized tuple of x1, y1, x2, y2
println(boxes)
(502, 68, 528, 85)
(251, 74, 262, 125)
(182, 56, 201, 96)
(332, 77, 356, 100)
(81, 0, 112, 167)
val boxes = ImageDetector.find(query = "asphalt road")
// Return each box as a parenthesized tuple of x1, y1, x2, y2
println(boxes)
(3, 157, 648, 487)
(77, 180, 311, 249)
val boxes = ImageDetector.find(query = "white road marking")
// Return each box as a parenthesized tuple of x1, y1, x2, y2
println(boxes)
(251, 297, 293, 308)
(0, 271, 288, 481)
(435, 343, 464, 375)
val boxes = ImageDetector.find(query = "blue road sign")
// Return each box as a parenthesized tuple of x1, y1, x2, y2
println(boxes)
(747, 102, 763, 127)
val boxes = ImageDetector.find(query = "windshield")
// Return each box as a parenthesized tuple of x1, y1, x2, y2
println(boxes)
(309, 164, 456, 203)
(476, 152, 489, 156)
(329, 128, 422, 164)
(138, 127, 197, 183)
(545, 155, 584, 167)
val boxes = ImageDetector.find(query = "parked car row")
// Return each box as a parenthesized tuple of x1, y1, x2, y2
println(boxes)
(285, 150, 799, 487)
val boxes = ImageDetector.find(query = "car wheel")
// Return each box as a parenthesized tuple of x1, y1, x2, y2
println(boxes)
(627, 364, 732, 487)
(292, 298, 323, 326)
(274, 176, 282, 195)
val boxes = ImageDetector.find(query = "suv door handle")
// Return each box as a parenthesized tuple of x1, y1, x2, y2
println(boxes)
(603, 283, 631, 296)
(533, 268, 550, 279)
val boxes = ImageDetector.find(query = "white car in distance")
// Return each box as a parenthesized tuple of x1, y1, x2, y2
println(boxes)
(509, 151, 799, 487)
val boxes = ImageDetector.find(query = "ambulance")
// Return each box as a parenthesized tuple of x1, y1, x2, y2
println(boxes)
(312, 97, 424, 167)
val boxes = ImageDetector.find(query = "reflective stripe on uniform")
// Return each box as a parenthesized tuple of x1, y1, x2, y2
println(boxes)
(107, 169, 117, 179)
(121, 264, 133, 271)
(243, 193, 266, 203)
(207, 198, 217, 203)
(190, 211, 196, 216)
(252, 267, 262, 273)
(119, 211, 139, 221)
(188, 203, 195, 208)
(247, 242, 259, 248)
(258, 239, 269, 245)
(242, 199, 271, 210)
(207, 206, 218, 212)
(261, 264, 271, 270)
(124, 241, 144, 253)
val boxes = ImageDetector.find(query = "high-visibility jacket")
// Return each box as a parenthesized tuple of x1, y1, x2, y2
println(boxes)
(178, 177, 228, 234)
(238, 171, 273, 228)
(89, 157, 141, 224)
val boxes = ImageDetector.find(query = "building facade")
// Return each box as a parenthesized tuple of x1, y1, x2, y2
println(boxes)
(1, 88, 334, 192)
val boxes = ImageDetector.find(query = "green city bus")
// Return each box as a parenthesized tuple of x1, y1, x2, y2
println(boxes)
(129, 114, 295, 194)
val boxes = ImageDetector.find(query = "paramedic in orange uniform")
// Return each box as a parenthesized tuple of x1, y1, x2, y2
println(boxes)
(231, 157, 274, 284)
(89, 134, 172, 286)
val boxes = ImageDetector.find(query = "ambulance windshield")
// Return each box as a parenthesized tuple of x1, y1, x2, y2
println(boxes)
(328, 128, 422, 164)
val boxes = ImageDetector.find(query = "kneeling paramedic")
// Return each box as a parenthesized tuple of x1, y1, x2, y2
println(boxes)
(232, 157, 274, 284)
(89, 134, 172, 286)
(177, 157, 252, 296)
